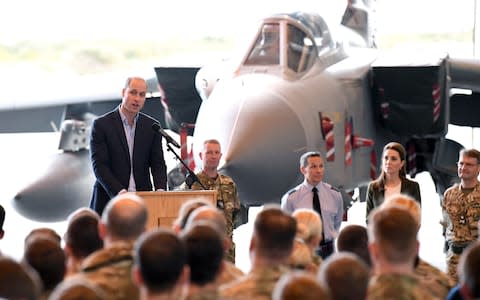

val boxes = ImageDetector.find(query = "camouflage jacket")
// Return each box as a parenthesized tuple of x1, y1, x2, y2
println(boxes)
(415, 258, 454, 299)
(219, 264, 290, 300)
(442, 183, 480, 243)
(75, 241, 138, 300)
(368, 273, 435, 300)
(190, 172, 240, 239)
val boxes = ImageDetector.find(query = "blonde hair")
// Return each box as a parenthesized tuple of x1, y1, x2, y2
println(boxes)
(381, 194, 421, 229)
(287, 239, 314, 270)
(292, 209, 322, 244)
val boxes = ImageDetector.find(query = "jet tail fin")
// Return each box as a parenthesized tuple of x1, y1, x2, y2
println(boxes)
(341, 0, 376, 48)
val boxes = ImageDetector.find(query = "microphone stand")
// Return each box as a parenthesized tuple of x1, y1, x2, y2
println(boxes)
(165, 142, 206, 190)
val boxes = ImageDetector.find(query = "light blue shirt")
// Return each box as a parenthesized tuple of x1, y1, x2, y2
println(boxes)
(119, 109, 138, 192)
(281, 179, 344, 240)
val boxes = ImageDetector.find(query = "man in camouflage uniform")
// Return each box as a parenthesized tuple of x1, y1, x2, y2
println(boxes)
(219, 205, 296, 300)
(442, 148, 480, 283)
(367, 206, 434, 300)
(186, 139, 240, 263)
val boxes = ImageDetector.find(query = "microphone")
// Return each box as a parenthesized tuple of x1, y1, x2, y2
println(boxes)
(152, 123, 181, 148)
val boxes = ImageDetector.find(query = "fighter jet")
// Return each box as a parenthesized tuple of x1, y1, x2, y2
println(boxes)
(186, 6, 480, 216)
(3, 1, 480, 223)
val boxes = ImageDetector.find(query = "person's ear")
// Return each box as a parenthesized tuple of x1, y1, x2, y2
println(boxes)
(132, 265, 143, 287)
(98, 221, 107, 240)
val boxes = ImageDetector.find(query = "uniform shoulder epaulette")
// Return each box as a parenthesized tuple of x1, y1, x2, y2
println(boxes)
(329, 185, 340, 192)
(287, 187, 298, 196)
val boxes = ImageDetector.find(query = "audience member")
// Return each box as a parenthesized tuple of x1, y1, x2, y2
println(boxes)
(172, 199, 213, 234)
(49, 277, 105, 300)
(25, 227, 61, 247)
(0, 256, 40, 300)
(382, 194, 454, 298)
(287, 239, 317, 273)
(281, 151, 343, 259)
(272, 271, 329, 300)
(185, 206, 244, 285)
(446, 240, 480, 300)
(292, 208, 323, 266)
(132, 228, 189, 300)
(220, 204, 296, 299)
(318, 252, 369, 300)
(76, 192, 147, 300)
(23, 235, 65, 299)
(63, 208, 103, 278)
(442, 148, 480, 283)
(336, 224, 371, 267)
(181, 221, 225, 300)
(367, 206, 433, 299)
(182, 139, 241, 263)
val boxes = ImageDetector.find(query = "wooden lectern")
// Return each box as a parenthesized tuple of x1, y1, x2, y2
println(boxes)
(136, 190, 217, 230)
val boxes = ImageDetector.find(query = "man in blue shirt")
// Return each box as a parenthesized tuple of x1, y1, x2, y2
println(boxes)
(281, 151, 343, 258)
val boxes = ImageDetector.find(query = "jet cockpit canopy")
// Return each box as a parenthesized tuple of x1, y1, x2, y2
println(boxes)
(242, 12, 336, 76)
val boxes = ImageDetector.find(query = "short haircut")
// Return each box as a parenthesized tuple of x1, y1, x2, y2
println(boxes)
(292, 209, 322, 244)
(272, 271, 329, 300)
(368, 206, 418, 264)
(300, 151, 322, 168)
(25, 227, 61, 246)
(185, 206, 227, 237)
(102, 193, 147, 240)
(0, 257, 40, 300)
(254, 205, 297, 260)
(174, 199, 213, 231)
(65, 209, 103, 258)
(460, 148, 480, 164)
(134, 229, 186, 293)
(381, 194, 421, 230)
(203, 139, 221, 147)
(23, 236, 66, 291)
(318, 252, 370, 300)
(181, 221, 224, 285)
(49, 277, 105, 300)
(458, 241, 480, 298)
(124, 76, 146, 89)
(337, 224, 371, 267)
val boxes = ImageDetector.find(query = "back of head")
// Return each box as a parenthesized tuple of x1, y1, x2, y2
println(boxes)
(65, 209, 103, 258)
(174, 199, 213, 232)
(368, 206, 418, 264)
(254, 205, 297, 261)
(185, 206, 227, 237)
(459, 240, 480, 298)
(272, 272, 329, 300)
(287, 239, 314, 271)
(102, 193, 147, 241)
(133, 228, 186, 293)
(0, 256, 40, 300)
(49, 277, 105, 300)
(23, 236, 66, 291)
(381, 194, 421, 230)
(292, 208, 322, 244)
(318, 252, 370, 300)
(336, 224, 371, 267)
(25, 227, 61, 246)
(181, 221, 224, 286)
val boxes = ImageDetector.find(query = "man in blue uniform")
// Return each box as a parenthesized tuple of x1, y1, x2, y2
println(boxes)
(281, 151, 343, 258)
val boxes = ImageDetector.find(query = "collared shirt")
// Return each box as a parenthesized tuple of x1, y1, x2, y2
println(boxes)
(119, 109, 139, 192)
(281, 180, 344, 241)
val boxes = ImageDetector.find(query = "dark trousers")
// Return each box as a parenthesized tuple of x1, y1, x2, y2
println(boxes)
(316, 240, 334, 259)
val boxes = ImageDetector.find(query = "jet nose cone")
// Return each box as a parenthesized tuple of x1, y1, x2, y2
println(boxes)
(194, 78, 306, 206)
(13, 151, 93, 222)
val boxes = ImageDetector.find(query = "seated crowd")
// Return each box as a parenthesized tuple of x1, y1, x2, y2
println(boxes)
(0, 192, 477, 300)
